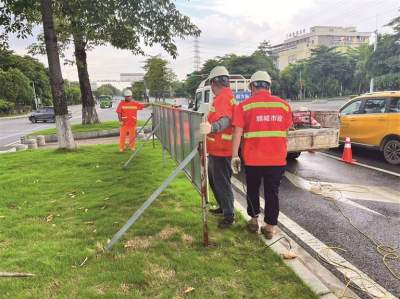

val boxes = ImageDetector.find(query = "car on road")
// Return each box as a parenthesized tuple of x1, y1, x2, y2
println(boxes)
(339, 91, 400, 165)
(28, 107, 72, 123)
(98, 95, 113, 109)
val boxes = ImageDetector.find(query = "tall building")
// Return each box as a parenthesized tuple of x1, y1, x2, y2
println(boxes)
(271, 26, 371, 70)
(120, 73, 144, 83)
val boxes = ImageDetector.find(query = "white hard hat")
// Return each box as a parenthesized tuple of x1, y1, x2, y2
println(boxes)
(250, 71, 272, 85)
(123, 89, 132, 97)
(208, 66, 229, 81)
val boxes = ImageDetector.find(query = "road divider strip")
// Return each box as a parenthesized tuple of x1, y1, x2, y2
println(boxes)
(318, 152, 400, 177)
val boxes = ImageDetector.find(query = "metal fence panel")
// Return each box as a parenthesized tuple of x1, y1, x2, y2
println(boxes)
(153, 104, 203, 192)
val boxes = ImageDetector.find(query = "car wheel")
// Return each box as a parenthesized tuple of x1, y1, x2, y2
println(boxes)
(287, 152, 301, 160)
(383, 139, 400, 165)
(32, 117, 37, 123)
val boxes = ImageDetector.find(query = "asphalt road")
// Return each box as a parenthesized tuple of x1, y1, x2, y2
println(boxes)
(235, 152, 400, 298)
(0, 102, 152, 148)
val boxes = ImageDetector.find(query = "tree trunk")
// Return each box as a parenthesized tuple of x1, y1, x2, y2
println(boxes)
(73, 32, 99, 125)
(40, 0, 75, 149)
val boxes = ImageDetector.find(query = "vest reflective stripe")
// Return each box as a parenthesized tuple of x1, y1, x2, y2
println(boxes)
(230, 98, 236, 106)
(122, 106, 137, 110)
(209, 106, 216, 112)
(243, 102, 289, 112)
(221, 134, 232, 141)
(207, 136, 215, 142)
(243, 131, 287, 138)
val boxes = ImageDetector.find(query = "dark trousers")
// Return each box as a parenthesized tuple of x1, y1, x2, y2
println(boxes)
(245, 165, 285, 225)
(208, 156, 234, 220)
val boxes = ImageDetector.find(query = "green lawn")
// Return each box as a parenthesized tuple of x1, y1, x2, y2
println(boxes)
(32, 120, 147, 136)
(0, 144, 317, 298)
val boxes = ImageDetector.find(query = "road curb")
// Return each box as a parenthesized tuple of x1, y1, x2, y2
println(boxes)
(231, 181, 361, 299)
(25, 127, 152, 143)
(0, 114, 28, 121)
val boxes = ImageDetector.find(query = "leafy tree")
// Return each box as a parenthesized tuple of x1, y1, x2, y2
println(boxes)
(0, 99, 15, 115)
(366, 14, 400, 91)
(64, 80, 81, 105)
(348, 44, 373, 94)
(0, 68, 33, 107)
(41, 0, 75, 149)
(131, 81, 146, 101)
(29, 0, 200, 124)
(144, 57, 176, 101)
(171, 81, 186, 98)
(94, 84, 121, 98)
(184, 72, 205, 99)
(0, 49, 52, 105)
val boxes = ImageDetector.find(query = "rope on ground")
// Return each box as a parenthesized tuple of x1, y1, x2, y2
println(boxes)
(307, 179, 400, 298)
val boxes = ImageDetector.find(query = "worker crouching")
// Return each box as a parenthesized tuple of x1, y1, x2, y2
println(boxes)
(116, 89, 146, 152)
(231, 71, 293, 239)
(200, 66, 236, 229)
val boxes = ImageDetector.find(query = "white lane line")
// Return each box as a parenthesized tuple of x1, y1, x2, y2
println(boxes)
(319, 152, 400, 178)
(231, 176, 397, 299)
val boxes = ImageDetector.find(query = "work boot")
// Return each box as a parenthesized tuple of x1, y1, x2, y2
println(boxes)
(247, 217, 259, 233)
(209, 207, 223, 216)
(261, 226, 274, 240)
(218, 218, 235, 229)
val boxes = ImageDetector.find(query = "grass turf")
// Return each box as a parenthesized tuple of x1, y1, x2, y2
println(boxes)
(32, 120, 146, 136)
(0, 143, 317, 298)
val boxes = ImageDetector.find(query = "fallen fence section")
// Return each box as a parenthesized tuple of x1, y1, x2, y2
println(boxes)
(107, 105, 209, 250)
(107, 146, 199, 251)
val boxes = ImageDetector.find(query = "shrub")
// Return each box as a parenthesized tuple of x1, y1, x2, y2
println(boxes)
(0, 99, 15, 115)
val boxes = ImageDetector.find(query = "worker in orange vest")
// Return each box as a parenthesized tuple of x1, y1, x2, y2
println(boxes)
(231, 71, 292, 239)
(116, 89, 146, 152)
(200, 66, 236, 229)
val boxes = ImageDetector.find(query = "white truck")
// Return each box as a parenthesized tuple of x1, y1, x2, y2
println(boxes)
(190, 75, 339, 159)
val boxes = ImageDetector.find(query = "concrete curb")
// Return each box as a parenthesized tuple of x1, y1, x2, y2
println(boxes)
(26, 127, 152, 143)
(231, 182, 361, 299)
(0, 114, 28, 121)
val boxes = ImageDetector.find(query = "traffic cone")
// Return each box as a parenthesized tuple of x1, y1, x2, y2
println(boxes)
(341, 137, 355, 164)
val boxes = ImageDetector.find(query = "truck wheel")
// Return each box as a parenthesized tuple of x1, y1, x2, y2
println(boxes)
(287, 152, 301, 160)
(383, 139, 400, 165)
(31, 117, 37, 123)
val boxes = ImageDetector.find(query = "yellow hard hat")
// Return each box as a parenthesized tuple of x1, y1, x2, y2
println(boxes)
(208, 66, 229, 81)
(123, 89, 132, 97)
(250, 71, 272, 85)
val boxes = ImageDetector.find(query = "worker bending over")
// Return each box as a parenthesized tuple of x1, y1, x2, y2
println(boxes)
(116, 89, 146, 152)
(231, 71, 292, 239)
(200, 66, 236, 229)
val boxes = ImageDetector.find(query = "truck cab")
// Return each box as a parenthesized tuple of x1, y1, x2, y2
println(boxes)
(192, 75, 251, 115)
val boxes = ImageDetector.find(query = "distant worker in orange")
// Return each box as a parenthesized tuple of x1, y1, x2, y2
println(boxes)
(116, 89, 146, 152)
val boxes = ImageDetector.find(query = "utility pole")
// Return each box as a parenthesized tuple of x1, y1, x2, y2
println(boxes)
(32, 81, 38, 109)
(193, 36, 201, 72)
(369, 30, 378, 93)
(299, 70, 303, 100)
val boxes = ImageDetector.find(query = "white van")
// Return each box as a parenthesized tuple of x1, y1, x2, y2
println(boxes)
(191, 74, 251, 115)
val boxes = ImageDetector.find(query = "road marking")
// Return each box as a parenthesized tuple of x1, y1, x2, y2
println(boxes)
(231, 176, 397, 299)
(319, 152, 400, 178)
(284, 171, 400, 215)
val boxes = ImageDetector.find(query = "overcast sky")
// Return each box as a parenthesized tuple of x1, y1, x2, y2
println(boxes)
(8, 0, 400, 81)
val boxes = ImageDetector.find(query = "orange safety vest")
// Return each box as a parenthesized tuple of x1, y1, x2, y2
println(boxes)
(233, 90, 292, 166)
(207, 87, 235, 157)
(116, 101, 144, 127)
